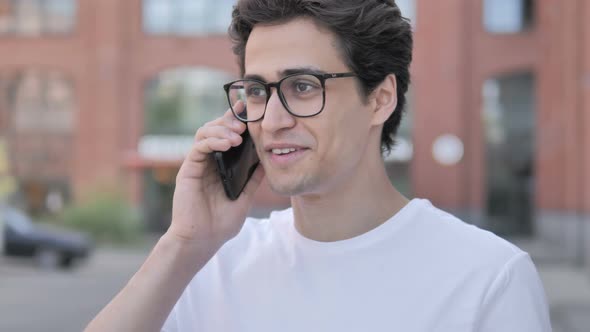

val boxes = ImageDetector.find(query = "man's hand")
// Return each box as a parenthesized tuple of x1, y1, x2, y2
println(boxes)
(84, 102, 264, 332)
(168, 101, 265, 252)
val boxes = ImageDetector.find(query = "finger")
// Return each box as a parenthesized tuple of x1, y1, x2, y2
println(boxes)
(210, 102, 247, 131)
(196, 125, 243, 146)
(225, 111, 247, 133)
(195, 117, 246, 145)
(229, 99, 246, 119)
(239, 164, 265, 200)
(187, 138, 233, 164)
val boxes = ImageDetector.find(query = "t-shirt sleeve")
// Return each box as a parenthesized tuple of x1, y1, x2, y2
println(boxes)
(160, 305, 178, 332)
(476, 252, 552, 332)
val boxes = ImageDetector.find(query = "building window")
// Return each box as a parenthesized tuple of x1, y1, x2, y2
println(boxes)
(144, 67, 233, 137)
(0, 0, 77, 36)
(1, 69, 75, 213)
(8, 69, 75, 133)
(143, 0, 235, 36)
(141, 67, 234, 161)
(483, 0, 534, 34)
(482, 72, 535, 235)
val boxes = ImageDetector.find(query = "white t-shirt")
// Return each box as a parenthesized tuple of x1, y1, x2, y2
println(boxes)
(162, 198, 551, 331)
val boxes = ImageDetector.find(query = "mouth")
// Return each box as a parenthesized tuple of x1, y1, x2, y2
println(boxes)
(271, 147, 299, 155)
(264, 145, 309, 167)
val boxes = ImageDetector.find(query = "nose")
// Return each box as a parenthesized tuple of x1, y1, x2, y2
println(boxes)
(260, 88, 296, 132)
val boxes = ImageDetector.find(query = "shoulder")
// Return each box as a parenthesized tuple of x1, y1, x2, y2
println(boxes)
(404, 199, 549, 319)
(406, 199, 526, 274)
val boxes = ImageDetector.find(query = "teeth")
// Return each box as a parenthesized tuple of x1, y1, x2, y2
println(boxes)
(272, 148, 297, 155)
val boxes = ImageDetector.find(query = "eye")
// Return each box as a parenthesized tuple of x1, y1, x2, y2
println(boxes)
(246, 85, 266, 97)
(292, 81, 319, 94)
(297, 83, 313, 92)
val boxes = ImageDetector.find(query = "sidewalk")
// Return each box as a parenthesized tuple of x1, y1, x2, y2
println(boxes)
(510, 237, 590, 332)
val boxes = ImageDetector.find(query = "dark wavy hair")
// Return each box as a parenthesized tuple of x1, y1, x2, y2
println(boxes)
(228, 0, 413, 152)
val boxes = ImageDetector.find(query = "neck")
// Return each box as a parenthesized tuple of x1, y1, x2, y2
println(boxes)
(290, 155, 409, 242)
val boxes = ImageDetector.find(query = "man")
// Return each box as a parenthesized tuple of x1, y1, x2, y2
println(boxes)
(86, 0, 551, 331)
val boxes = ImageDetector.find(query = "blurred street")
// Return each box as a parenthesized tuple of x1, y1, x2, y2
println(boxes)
(0, 243, 152, 332)
(0, 236, 588, 332)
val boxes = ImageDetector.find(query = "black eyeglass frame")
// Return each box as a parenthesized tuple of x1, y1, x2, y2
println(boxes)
(223, 72, 356, 122)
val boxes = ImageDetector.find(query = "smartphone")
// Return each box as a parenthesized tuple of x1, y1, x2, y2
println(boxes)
(214, 128, 260, 200)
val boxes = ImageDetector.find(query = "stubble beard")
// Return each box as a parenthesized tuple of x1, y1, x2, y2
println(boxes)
(266, 169, 318, 197)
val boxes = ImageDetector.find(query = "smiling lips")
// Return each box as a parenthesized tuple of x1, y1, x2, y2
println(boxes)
(271, 148, 297, 155)
(264, 145, 308, 166)
(265, 143, 306, 154)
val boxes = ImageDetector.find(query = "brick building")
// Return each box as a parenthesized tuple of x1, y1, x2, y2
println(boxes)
(411, 0, 590, 268)
(0, 1, 589, 266)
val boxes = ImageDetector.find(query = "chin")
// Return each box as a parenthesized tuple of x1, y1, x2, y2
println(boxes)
(266, 173, 316, 197)
(267, 180, 306, 197)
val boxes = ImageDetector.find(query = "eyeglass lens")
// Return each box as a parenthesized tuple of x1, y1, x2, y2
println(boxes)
(227, 74, 324, 121)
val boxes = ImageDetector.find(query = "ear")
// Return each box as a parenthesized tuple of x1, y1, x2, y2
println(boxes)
(370, 74, 398, 126)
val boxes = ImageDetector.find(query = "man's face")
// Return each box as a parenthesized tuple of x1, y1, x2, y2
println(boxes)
(245, 18, 375, 196)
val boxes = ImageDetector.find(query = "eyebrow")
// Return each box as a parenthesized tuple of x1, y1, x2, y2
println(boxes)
(243, 66, 327, 82)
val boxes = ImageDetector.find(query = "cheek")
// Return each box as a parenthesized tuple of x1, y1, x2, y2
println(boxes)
(315, 102, 370, 166)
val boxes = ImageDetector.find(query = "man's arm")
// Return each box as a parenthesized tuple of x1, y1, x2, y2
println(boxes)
(475, 252, 552, 331)
(85, 105, 264, 332)
(84, 233, 216, 332)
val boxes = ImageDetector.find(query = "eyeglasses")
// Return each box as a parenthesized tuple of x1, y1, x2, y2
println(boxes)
(223, 72, 356, 122)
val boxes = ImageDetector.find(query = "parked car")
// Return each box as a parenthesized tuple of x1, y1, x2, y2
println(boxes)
(1, 206, 93, 269)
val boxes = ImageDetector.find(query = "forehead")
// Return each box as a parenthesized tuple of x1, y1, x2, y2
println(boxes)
(244, 18, 348, 79)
